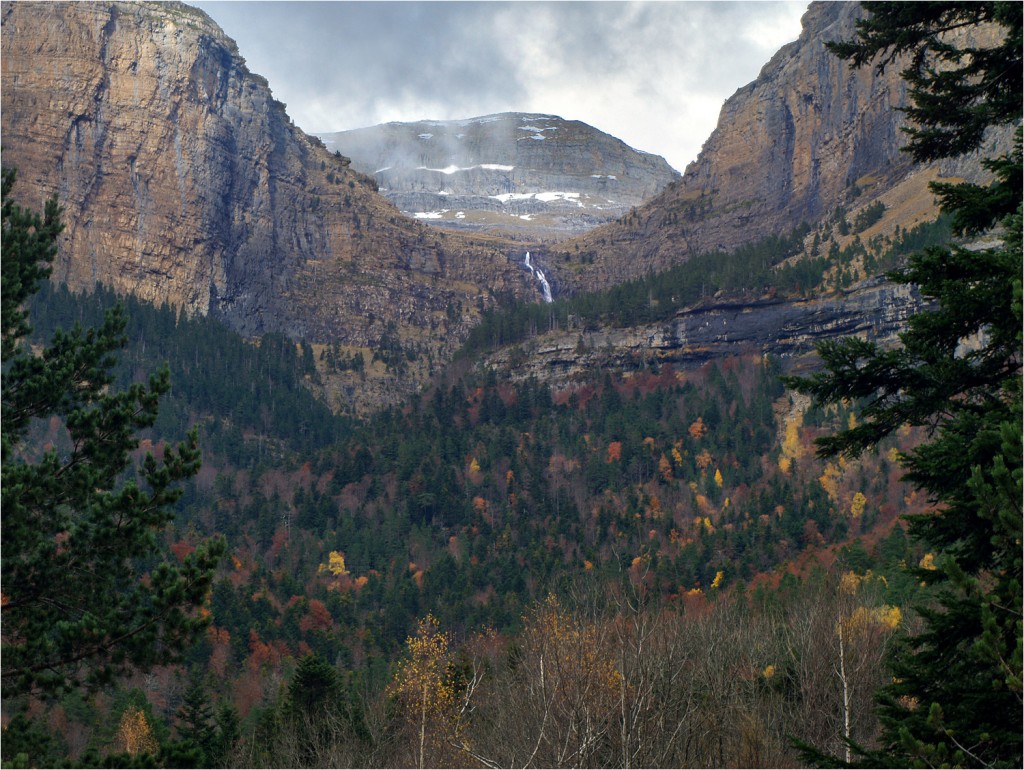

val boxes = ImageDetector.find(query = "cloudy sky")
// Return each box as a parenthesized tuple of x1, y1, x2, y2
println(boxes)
(192, 1, 808, 172)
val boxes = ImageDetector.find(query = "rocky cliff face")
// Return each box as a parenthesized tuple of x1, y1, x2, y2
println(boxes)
(3, 1, 1006, 415)
(318, 114, 679, 241)
(557, 1, 1010, 294)
(485, 277, 928, 385)
(1, 1, 541, 412)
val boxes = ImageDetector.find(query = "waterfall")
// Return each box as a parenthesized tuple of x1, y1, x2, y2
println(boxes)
(535, 267, 553, 304)
(523, 251, 553, 304)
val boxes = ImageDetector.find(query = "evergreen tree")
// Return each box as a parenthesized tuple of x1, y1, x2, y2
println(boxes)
(0, 709, 61, 767)
(1, 168, 225, 696)
(277, 652, 347, 765)
(827, 1, 1021, 234)
(286, 651, 343, 716)
(168, 675, 218, 767)
(212, 702, 242, 767)
(161, 675, 239, 768)
(789, 3, 1022, 766)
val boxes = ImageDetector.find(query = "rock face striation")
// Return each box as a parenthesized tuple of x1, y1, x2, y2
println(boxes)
(486, 277, 928, 385)
(318, 114, 679, 240)
(558, 1, 1011, 294)
(1, 1, 541, 412)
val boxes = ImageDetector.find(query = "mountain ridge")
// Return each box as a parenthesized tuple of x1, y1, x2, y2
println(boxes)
(317, 112, 680, 240)
(552, 1, 1011, 295)
(2, 0, 1008, 415)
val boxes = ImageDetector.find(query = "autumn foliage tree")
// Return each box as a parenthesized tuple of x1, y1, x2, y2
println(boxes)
(444, 594, 625, 768)
(113, 705, 159, 757)
(388, 613, 460, 769)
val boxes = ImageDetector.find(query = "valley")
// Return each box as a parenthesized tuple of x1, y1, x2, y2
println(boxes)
(3, 0, 1006, 417)
(1, 1, 1020, 768)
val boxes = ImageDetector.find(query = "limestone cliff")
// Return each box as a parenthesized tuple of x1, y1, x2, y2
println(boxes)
(318, 114, 679, 240)
(557, 1, 1010, 294)
(3, 1, 1009, 416)
(1, 1, 538, 413)
(485, 277, 928, 386)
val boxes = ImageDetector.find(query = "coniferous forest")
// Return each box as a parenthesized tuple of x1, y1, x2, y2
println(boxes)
(1, 2, 1021, 768)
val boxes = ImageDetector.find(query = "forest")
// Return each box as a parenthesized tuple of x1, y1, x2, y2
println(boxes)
(8, 278, 936, 767)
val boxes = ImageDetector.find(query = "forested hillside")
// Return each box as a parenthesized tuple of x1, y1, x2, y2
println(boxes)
(6, 280, 936, 766)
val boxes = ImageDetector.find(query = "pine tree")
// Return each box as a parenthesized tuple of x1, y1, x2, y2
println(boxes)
(1, 168, 225, 696)
(212, 702, 241, 767)
(282, 653, 344, 766)
(161, 675, 239, 768)
(172, 675, 218, 766)
(788, 3, 1022, 766)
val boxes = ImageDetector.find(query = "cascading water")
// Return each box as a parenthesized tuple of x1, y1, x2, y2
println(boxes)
(523, 251, 553, 303)
(535, 269, 552, 304)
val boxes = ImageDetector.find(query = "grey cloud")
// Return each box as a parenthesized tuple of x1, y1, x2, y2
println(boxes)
(195, 2, 533, 128)
(192, 1, 807, 170)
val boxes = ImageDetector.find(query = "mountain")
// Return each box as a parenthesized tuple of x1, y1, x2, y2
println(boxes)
(317, 113, 680, 240)
(2, 1, 1007, 416)
(553, 1, 1012, 294)
(7, 3, 1017, 763)
(0, 0, 542, 413)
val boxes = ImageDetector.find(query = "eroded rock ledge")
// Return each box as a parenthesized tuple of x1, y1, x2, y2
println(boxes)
(485, 277, 926, 384)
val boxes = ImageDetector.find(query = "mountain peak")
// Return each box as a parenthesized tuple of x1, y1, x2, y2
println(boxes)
(316, 113, 679, 240)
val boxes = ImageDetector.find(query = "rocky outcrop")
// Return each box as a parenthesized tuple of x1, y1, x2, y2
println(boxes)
(485, 277, 927, 384)
(318, 114, 679, 240)
(1, 1, 541, 412)
(557, 1, 1012, 294)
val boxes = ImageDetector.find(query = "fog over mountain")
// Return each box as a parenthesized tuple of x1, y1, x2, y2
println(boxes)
(191, 0, 808, 172)
(318, 112, 681, 239)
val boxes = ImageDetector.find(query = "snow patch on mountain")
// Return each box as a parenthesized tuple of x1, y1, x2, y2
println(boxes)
(492, 191, 582, 207)
(417, 163, 516, 174)
(316, 112, 679, 237)
(418, 165, 463, 175)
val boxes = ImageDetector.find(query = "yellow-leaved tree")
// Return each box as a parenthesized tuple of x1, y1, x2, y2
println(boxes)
(818, 462, 842, 501)
(849, 491, 867, 519)
(327, 550, 348, 576)
(389, 613, 459, 769)
(113, 705, 159, 757)
(481, 594, 622, 768)
(831, 570, 903, 763)
(658, 454, 673, 481)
